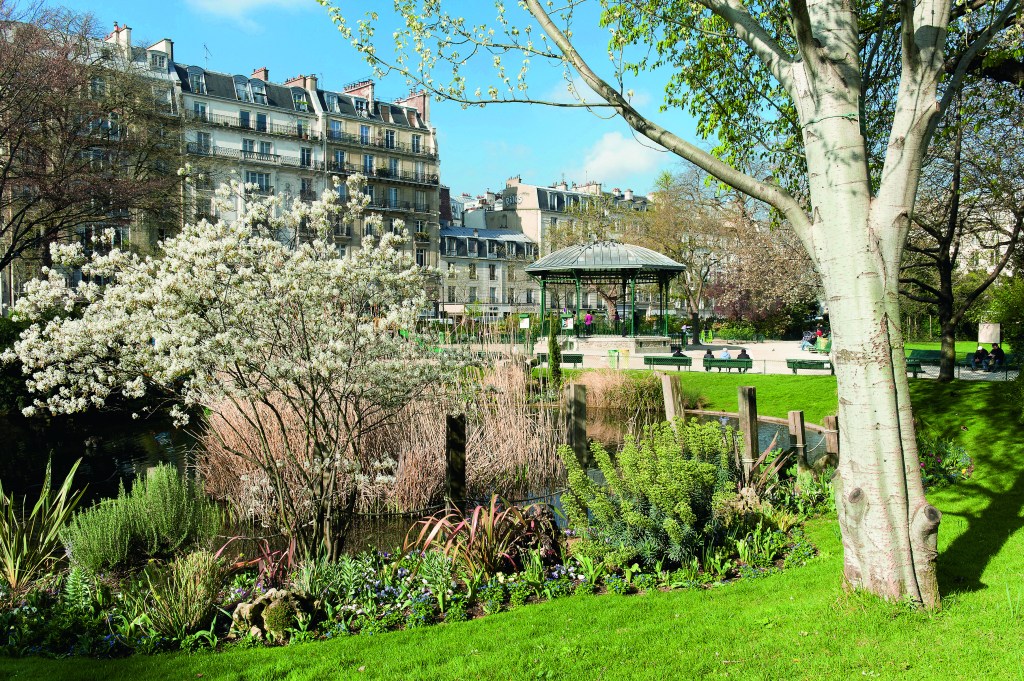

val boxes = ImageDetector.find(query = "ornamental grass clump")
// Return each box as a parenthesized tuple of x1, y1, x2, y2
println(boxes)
(559, 419, 735, 570)
(122, 549, 222, 641)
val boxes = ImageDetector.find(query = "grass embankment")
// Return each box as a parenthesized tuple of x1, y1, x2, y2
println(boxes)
(5, 379, 1023, 680)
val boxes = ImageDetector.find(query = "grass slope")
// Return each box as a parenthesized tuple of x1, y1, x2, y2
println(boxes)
(5, 379, 1023, 680)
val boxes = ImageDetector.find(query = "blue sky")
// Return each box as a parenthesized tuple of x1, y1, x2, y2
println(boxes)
(60, 0, 705, 198)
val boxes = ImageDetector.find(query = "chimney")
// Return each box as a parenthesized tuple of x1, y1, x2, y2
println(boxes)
(344, 80, 376, 116)
(395, 90, 429, 124)
(252, 67, 269, 81)
(624, 189, 634, 200)
(284, 74, 306, 88)
(556, 181, 568, 191)
(506, 175, 521, 187)
(612, 188, 620, 196)
(305, 74, 318, 92)
(104, 23, 132, 52)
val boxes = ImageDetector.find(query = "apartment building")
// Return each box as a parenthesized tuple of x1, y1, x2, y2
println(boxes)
(96, 24, 442, 271)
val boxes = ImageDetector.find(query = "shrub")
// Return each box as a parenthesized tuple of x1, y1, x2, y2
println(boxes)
(917, 434, 974, 488)
(0, 459, 85, 593)
(558, 419, 733, 569)
(62, 465, 220, 575)
(124, 549, 222, 641)
(548, 315, 562, 388)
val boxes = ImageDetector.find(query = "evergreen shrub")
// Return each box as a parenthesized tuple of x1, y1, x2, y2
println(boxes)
(62, 464, 220, 575)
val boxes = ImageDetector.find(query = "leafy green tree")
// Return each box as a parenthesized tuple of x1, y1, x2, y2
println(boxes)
(320, 0, 1024, 607)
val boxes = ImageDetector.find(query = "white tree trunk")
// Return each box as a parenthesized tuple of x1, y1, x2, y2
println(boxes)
(814, 205, 941, 608)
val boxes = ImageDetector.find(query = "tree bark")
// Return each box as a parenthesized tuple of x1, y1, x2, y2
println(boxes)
(689, 311, 702, 346)
(818, 211, 942, 609)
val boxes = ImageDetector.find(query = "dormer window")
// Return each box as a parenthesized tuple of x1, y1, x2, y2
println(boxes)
(234, 76, 253, 103)
(355, 99, 368, 116)
(187, 66, 206, 94)
(325, 93, 341, 113)
(149, 52, 166, 70)
(291, 88, 309, 112)
(251, 80, 267, 105)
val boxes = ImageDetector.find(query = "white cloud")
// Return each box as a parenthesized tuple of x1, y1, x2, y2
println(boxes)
(568, 131, 667, 186)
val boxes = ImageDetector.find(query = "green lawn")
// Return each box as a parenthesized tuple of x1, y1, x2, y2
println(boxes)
(4, 379, 1023, 680)
(904, 340, 1011, 355)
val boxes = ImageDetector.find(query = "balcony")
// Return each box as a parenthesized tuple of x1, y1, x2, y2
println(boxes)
(187, 142, 317, 170)
(326, 128, 438, 160)
(186, 110, 320, 141)
(299, 190, 318, 203)
(241, 149, 281, 164)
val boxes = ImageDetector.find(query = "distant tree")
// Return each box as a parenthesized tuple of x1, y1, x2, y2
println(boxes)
(900, 83, 1024, 380)
(0, 1, 183, 301)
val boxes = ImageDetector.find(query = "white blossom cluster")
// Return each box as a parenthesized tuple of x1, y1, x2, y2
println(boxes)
(4, 175, 461, 515)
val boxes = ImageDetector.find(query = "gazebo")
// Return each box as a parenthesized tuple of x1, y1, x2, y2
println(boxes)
(525, 240, 686, 340)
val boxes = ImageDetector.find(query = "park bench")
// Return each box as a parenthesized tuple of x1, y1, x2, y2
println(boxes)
(959, 352, 1020, 372)
(907, 349, 943, 366)
(786, 358, 833, 374)
(702, 357, 753, 373)
(905, 359, 923, 378)
(643, 355, 693, 371)
(535, 352, 584, 368)
(809, 337, 832, 354)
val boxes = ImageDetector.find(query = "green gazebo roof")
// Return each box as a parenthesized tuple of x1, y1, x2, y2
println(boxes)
(525, 240, 685, 283)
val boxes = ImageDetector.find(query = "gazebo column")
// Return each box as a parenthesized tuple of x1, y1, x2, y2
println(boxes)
(539, 279, 547, 336)
(629, 276, 636, 337)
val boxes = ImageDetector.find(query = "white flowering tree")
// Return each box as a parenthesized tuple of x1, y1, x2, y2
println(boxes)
(4, 175, 462, 559)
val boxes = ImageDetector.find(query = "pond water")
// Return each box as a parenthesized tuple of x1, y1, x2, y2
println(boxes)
(0, 406, 827, 553)
(0, 412, 190, 503)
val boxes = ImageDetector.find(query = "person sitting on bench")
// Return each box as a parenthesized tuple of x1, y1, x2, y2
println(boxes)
(719, 348, 732, 360)
(971, 345, 989, 370)
(987, 343, 1006, 371)
(737, 349, 750, 360)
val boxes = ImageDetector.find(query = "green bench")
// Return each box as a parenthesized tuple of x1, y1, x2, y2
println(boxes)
(643, 355, 693, 371)
(786, 358, 833, 374)
(536, 352, 584, 368)
(905, 359, 923, 378)
(702, 357, 753, 373)
(960, 352, 1020, 372)
(907, 349, 943, 366)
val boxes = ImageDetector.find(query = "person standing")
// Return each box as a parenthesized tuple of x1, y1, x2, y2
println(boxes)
(584, 311, 593, 337)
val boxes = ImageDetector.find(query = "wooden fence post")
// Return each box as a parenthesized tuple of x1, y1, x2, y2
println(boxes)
(788, 410, 813, 490)
(661, 373, 687, 423)
(445, 414, 467, 510)
(822, 414, 840, 468)
(737, 386, 759, 479)
(566, 383, 588, 465)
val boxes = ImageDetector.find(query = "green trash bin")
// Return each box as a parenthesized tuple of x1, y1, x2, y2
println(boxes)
(608, 349, 620, 369)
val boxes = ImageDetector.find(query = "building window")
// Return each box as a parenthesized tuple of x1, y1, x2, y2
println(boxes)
(301, 178, 313, 197)
(412, 134, 422, 153)
(362, 154, 374, 174)
(416, 248, 426, 267)
(355, 99, 368, 115)
(196, 131, 211, 153)
(364, 220, 374, 236)
(242, 138, 255, 153)
(447, 286, 456, 303)
(256, 112, 267, 132)
(329, 120, 342, 139)
(326, 93, 340, 113)
(468, 264, 477, 280)
(415, 161, 426, 181)
(365, 185, 375, 204)
(336, 244, 347, 257)
(488, 264, 496, 281)
(468, 287, 478, 303)
(387, 187, 398, 208)
(149, 53, 166, 70)
(234, 76, 253, 102)
(192, 101, 207, 120)
(292, 89, 309, 112)
(389, 158, 399, 177)
(508, 265, 516, 281)
(188, 69, 206, 95)
(489, 287, 498, 304)
(258, 140, 272, 156)
(300, 147, 312, 167)
(296, 121, 306, 139)
(333, 149, 345, 170)
(384, 129, 396, 149)
(251, 80, 267, 104)
(415, 220, 426, 232)
(415, 190, 427, 212)
(468, 239, 478, 256)
(508, 288, 516, 304)
(359, 124, 371, 144)
(239, 110, 251, 129)
(245, 171, 270, 193)
(526, 289, 534, 304)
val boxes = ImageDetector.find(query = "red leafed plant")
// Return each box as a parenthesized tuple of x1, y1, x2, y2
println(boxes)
(406, 495, 535, 582)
